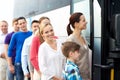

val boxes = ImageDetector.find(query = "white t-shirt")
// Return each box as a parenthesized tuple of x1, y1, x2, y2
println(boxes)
(0, 32, 7, 55)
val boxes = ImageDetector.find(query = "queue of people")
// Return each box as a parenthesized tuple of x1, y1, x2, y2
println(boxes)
(0, 12, 92, 80)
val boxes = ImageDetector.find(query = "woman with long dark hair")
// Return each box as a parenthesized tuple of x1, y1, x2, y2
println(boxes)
(66, 12, 91, 80)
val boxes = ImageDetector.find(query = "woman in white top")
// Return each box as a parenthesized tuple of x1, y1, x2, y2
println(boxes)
(38, 23, 65, 80)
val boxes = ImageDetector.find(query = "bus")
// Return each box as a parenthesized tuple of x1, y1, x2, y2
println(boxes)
(13, 0, 120, 80)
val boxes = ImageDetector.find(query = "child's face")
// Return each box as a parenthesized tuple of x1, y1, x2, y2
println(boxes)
(72, 50, 80, 62)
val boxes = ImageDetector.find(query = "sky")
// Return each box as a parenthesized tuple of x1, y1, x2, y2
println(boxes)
(0, 0, 14, 31)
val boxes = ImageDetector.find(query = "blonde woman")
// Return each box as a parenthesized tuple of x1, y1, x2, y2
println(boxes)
(38, 23, 65, 80)
(30, 17, 50, 80)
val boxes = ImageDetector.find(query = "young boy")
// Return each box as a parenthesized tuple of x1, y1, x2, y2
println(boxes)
(61, 41, 82, 80)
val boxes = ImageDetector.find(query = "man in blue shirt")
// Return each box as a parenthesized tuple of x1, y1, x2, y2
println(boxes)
(21, 20, 39, 80)
(8, 17, 32, 80)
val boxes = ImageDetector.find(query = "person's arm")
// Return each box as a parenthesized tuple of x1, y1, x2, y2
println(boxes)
(7, 43, 14, 74)
(8, 34, 16, 73)
(52, 76, 63, 80)
(4, 44, 8, 58)
(21, 39, 29, 76)
(30, 36, 40, 71)
(4, 34, 11, 60)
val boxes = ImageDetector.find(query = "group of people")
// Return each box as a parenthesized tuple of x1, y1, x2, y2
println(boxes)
(0, 12, 91, 80)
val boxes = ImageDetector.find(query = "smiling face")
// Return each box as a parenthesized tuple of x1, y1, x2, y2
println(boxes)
(13, 21, 19, 32)
(0, 21, 8, 34)
(31, 22, 39, 33)
(41, 24, 55, 41)
(18, 19, 27, 31)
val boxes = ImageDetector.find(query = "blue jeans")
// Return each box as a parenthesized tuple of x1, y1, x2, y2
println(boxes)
(7, 67, 15, 80)
(15, 63, 24, 80)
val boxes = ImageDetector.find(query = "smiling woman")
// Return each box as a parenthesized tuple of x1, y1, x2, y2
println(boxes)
(0, 0, 14, 32)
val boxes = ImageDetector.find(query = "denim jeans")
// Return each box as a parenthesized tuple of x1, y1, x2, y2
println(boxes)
(7, 67, 15, 80)
(15, 63, 24, 80)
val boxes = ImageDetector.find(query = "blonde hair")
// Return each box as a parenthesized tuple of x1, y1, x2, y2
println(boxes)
(39, 23, 52, 43)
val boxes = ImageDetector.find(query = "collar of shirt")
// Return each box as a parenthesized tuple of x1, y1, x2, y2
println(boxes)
(67, 60, 79, 69)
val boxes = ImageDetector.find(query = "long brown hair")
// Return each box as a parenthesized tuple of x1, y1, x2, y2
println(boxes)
(67, 12, 83, 36)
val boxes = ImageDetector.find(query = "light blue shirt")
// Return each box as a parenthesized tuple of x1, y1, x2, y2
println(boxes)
(21, 35, 34, 75)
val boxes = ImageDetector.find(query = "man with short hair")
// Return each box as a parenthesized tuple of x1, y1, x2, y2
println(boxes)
(21, 20, 39, 80)
(8, 17, 32, 80)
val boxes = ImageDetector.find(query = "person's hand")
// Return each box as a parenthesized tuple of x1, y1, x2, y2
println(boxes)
(8, 64, 15, 73)
(1, 53, 6, 58)
(52, 76, 63, 80)
(37, 70, 41, 76)
(25, 73, 30, 78)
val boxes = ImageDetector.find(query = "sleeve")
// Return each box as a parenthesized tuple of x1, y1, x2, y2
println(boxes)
(4, 34, 10, 44)
(30, 36, 40, 71)
(8, 34, 16, 57)
(38, 45, 54, 79)
(21, 39, 29, 75)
